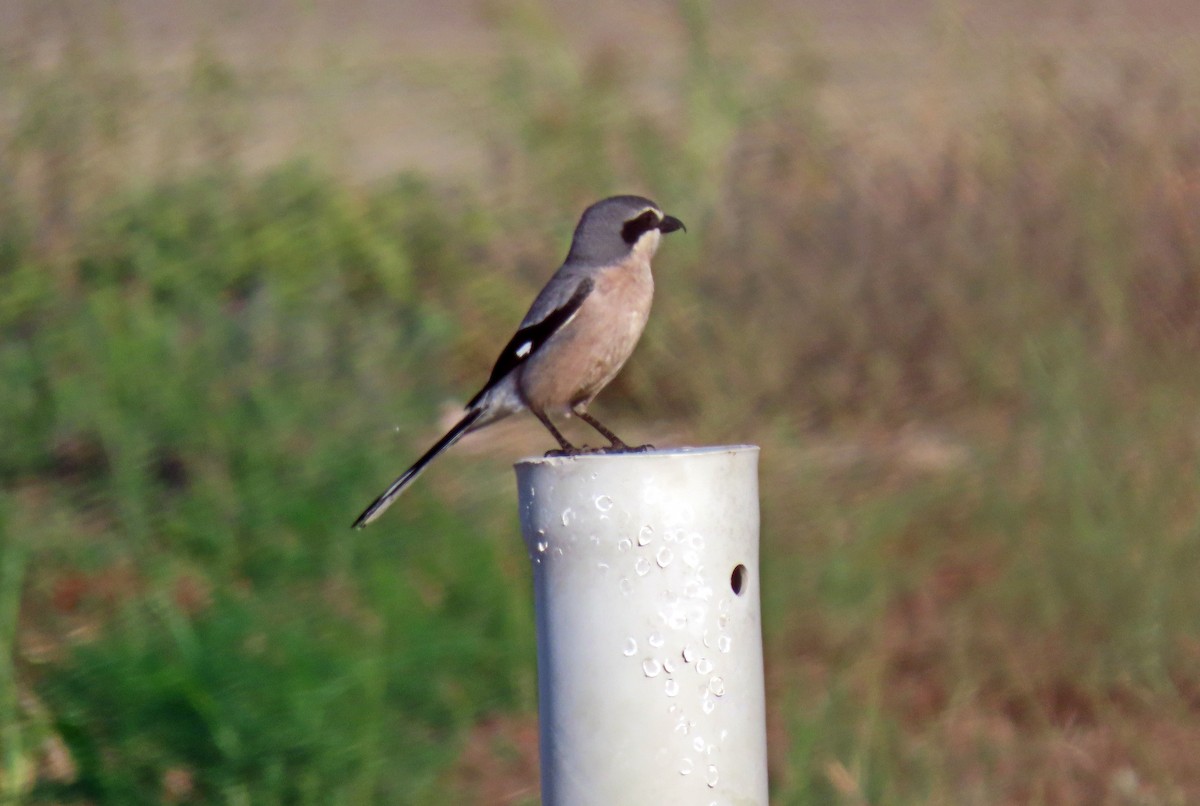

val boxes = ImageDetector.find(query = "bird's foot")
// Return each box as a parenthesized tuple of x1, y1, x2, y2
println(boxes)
(591, 442, 655, 455)
(545, 444, 655, 457)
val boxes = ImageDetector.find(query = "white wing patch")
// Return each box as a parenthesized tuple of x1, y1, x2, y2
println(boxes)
(467, 276, 595, 409)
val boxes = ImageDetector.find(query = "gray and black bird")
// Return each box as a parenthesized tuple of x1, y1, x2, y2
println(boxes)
(352, 195, 685, 528)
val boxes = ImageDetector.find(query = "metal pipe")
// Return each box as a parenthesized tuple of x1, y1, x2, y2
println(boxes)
(515, 445, 768, 805)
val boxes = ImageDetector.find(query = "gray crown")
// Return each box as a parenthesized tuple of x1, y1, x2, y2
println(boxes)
(565, 195, 663, 265)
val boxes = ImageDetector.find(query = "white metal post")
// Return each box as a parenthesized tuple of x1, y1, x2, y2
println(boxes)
(515, 445, 768, 806)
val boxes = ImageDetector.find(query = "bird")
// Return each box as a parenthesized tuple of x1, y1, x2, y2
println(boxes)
(352, 195, 685, 528)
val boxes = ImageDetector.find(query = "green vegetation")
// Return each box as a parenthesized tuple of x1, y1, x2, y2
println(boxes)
(3, 2, 1200, 803)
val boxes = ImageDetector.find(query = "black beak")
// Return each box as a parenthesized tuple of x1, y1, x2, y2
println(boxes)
(658, 214, 686, 234)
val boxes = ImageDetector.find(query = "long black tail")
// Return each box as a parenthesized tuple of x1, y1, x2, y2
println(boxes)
(352, 408, 484, 528)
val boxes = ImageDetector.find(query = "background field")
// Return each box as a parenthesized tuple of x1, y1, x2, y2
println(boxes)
(2, 0, 1200, 803)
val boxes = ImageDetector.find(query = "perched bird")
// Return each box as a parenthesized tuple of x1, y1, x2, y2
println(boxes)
(352, 195, 685, 528)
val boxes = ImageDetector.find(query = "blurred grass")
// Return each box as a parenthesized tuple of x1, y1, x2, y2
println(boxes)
(2, 0, 1200, 803)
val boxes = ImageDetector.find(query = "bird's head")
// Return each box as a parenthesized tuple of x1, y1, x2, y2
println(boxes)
(566, 195, 685, 265)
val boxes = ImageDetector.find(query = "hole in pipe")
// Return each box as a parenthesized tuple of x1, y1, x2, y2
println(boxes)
(730, 564, 747, 595)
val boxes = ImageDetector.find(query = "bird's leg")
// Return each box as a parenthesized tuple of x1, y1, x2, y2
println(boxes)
(533, 408, 581, 457)
(574, 408, 653, 453)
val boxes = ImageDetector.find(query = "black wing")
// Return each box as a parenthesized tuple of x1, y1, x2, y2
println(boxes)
(467, 277, 594, 408)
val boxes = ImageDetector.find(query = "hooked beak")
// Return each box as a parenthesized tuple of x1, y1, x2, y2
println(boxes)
(658, 214, 686, 234)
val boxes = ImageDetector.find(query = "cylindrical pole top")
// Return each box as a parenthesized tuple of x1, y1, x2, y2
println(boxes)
(516, 445, 767, 806)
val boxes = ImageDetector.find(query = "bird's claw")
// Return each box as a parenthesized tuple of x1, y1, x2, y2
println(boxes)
(594, 443, 655, 455)
(544, 443, 655, 458)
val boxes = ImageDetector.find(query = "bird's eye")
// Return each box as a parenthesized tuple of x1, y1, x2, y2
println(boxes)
(621, 210, 661, 244)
